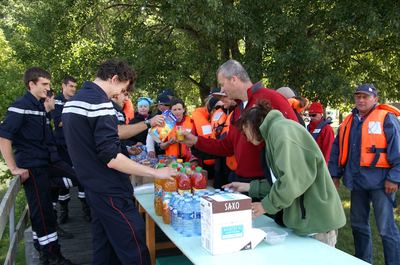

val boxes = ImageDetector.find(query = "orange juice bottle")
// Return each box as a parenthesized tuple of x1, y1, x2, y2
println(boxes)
(177, 168, 192, 195)
(191, 166, 207, 192)
(162, 199, 171, 224)
(154, 163, 166, 216)
(162, 164, 177, 198)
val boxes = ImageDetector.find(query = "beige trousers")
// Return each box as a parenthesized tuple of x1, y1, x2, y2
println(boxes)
(313, 230, 338, 247)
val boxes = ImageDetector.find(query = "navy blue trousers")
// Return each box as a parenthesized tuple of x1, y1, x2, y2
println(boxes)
(24, 167, 60, 255)
(85, 191, 150, 265)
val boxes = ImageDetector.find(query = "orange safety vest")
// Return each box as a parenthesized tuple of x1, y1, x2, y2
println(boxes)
(165, 116, 194, 161)
(191, 107, 215, 166)
(211, 108, 227, 139)
(215, 111, 237, 171)
(338, 104, 400, 168)
(123, 99, 134, 124)
(288, 98, 307, 113)
(192, 107, 213, 138)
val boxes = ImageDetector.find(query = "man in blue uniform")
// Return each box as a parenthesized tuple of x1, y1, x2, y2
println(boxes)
(51, 76, 91, 223)
(0, 68, 75, 265)
(62, 59, 173, 265)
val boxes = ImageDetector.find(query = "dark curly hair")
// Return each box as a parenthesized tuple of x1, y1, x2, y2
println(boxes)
(237, 100, 272, 142)
(96, 59, 136, 91)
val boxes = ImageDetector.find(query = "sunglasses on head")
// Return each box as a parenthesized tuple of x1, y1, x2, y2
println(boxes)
(309, 114, 318, 117)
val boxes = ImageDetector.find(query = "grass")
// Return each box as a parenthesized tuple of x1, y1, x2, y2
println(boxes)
(336, 186, 400, 265)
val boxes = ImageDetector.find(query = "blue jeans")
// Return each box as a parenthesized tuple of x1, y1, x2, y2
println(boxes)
(350, 189, 400, 265)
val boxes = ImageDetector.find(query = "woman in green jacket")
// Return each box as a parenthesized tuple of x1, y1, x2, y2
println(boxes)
(223, 101, 345, 247)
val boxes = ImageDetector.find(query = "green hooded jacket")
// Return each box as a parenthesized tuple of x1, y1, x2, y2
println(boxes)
(248, 110, 346, 235)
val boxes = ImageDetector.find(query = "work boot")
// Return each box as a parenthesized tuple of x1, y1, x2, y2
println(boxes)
(59, 204, 69, 224)
(39, 252, 49, 265)
(81, 199, 92, 222)
(57, 225, 74, 239)
(48, 253, 76, 265)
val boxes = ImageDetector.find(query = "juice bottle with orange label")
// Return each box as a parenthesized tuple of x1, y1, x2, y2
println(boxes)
(177, 167, 192, 195)
(191, 166, 207, 192)
(162, 164, 177, 199)
(162, 199, 171, 224)
(154, 163, 166, 216)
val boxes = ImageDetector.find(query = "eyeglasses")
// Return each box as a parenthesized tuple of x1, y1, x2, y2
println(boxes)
(309, 114, 318, 117)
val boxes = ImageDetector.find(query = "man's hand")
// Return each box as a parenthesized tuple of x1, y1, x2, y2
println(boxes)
(177, 131, 198, 147)
(251, 202, 266, 219)
(154, 167, 174, 180)
(332, 178, 340, 189)
(11, 167, 29, 183)
(148, 151, 156, 158)
(222, 182, 250, 193)
(149, 115, 165, 127)
(384, 180, 399, 194)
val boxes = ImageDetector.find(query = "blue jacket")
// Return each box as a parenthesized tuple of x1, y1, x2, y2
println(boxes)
(0, 92, 50, 168)
(50, 93, 67, 146)
(328, 107, 400, 190)
(62, 81, 132, 196)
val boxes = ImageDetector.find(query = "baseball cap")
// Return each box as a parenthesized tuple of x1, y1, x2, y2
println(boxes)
(156, 94, 171, 105)
(354, 84, 377, 97)
(210, 87, 227, 97)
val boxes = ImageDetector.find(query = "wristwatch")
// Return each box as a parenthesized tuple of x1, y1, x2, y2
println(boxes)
(144, 119, 151, 129)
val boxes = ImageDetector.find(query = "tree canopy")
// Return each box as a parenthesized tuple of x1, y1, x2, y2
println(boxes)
(0, 0, 399, 118)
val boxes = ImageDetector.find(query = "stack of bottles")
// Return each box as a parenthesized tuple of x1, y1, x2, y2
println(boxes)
(153, 159, 211, 237)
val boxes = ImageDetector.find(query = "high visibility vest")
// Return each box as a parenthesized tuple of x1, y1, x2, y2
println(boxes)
(192, 107, 215, 165)
(165, 116, 194, 161)
(123, 99, 134, 124)
(338, 104, 400, 168)
(215, 111, 237, 171)
(211, 108, 227, 139)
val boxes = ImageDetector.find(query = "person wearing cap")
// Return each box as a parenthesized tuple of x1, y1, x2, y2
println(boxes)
(146, 94, 171, 158)
(276, 86, 308, 127)
(328, 83, 400, 265)
(306, 102, 334, 164)
(153, 94, 170, 114)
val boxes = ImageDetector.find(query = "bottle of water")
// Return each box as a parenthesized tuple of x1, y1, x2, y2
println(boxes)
(175, 196, 185, 232)
(181, 198, 194, 237)
(193, 196, 201, 236)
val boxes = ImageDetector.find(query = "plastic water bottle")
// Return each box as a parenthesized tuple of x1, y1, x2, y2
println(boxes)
(193, 196, 201, 236)
(170, 194, 180, 229)
(175, 196, 185, 232)
(181, 198, 194, 237)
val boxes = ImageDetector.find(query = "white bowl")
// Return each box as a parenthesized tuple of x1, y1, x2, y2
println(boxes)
(259, 227, 288, 245)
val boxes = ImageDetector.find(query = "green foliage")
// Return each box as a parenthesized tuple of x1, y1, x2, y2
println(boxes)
(0, 0, 399, 114)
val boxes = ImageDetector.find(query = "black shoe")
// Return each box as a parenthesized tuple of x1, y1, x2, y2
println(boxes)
(59, 204, 69, 224)
(48, 254, 76, 265)
(81, 199, 92, 222)
(39, 252, 49, 265)
(57, 226, 74, 239)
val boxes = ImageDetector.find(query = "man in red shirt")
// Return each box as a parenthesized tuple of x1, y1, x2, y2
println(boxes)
(181, 59, 298, 183)
(306, 102, 335, 164)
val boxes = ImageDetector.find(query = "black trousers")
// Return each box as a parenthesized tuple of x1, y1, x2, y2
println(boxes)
(85, 191, 150, 265)
(25, 167, 60, 255)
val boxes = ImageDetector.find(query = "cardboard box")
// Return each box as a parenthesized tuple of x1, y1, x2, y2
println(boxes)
(200, 193, 252, 255)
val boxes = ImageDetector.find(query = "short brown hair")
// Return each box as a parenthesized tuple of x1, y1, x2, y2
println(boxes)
(23, 67, 51, 89)
(237, 100, 272, 142)
(96, 59, 136, 91)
